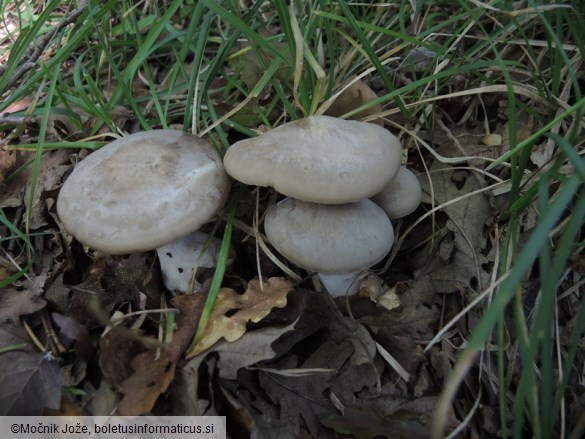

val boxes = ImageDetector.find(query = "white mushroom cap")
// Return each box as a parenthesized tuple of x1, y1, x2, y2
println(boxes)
(156, 231, 225, 294)
(224, 115, 403, 204)
(264, 198, 394, 274)
(57, 130, 230, 254)
(371, 166, 422, 219)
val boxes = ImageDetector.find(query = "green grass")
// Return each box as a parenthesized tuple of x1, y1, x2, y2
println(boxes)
(1, 0, 584, 436)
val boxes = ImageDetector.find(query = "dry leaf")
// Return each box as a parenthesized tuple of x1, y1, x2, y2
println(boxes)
(214, 322, 297, 380)
(326, 76, 383, 124)
(356, 299, 435, 381)
(171, 322, 296, 415)
(99, 330, 145, 385)
(81, 380, 118, 417)
(117, 349, 176, 416)
(2, 97, 33, 114)
(0, 323, 61, 415)
(52, 312, 94, 363)
(0, 351, 62, 415)
(0, 289, 46, 324)
(186, 277, 294, 358)
(359, 274, 401, 310)
(498, 112, 533, 157)
(400, 46, 437, 72)
(419, 162, 493, 293)
(0, 149, 16, 182)
(238, 39, 292, 93)
(253, 360, 333, 437)
(0, 276, 47, 324)
(61, 253, 157, 326)
(232, 290, 384, 437)
(321, 406, 428, 439)
(116, 293, 206, 415)
(0, 148, 71, 229)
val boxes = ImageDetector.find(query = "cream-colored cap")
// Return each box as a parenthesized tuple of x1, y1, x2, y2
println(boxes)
(371, 166, 422, 219)
(57, 130, 230, 254)
(264, 197, 394, 274)
(224, 115, 402, 204)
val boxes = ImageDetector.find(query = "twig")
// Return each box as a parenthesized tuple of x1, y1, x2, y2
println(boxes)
(3, 1, 89, 92)
(0, 114, 39, 125)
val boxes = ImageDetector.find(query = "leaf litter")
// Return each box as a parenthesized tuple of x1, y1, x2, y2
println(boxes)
(0, 281, 60, 415)
(186, 277, 294, 358)
(1, 6, 583, 437)
(0, 80, 493, 437)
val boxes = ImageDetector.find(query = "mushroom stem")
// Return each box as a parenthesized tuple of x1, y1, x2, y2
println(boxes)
(317, 272, 361, 297)
(156, 231, 223, 294)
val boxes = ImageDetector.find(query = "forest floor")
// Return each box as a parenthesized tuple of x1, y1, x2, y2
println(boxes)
(0, 1, 584, 438)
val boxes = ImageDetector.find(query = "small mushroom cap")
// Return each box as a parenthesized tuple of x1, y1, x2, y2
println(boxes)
(264, 198, 394, 274)
(371, 166, 422, 219)
(57, 130, 230, 254)
(224, 115, 403, 204)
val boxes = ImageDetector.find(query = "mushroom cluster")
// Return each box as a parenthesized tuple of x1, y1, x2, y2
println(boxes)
(57, 130, 231, 294)
(57, 121, 422, 298)
(224, 115, 421, 297)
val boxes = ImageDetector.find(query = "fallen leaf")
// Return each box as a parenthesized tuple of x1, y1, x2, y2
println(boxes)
(234, 290, 384, 438)
(238, 39, 292, 93)
(116, 292, 206, 415)
(0, 149, 16, 182)
(60, 253, 158, 326)
(359, 274, 401, 310)
(356, 300, 436, 380)
(51, 312, 94, 363)
(81, 380, 118, 416)
(328, 350, 381, 402)
(186, 277, 294, 358)
(98, 330, 145, 386)
(414, 364, 432, 397)
(0, 149, 71, 229)
(2, 97, 33, 114)
(0, 351, 62, 415)
(400, 46, 437, 72)
(215, 322, 298, 380)
(253, 361, 333, 437)
(498, 112, 533, 158)
(0, 323, 61, 415)
(325, 76, 383, 124)
(116, 349, 176, 416)
(299, 289, 378, 366)
(321, 402, 448, 439)
(418, 162, 493, 293)
(321, 407, 409, 439)
(171, 322, 296, 415)
(419, 122, 499, 166)
(0, 282, 46, 325)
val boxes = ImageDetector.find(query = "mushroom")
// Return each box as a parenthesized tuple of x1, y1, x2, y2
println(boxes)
(264, 197, 394, 296)
(223, 115, 403, 204)
(371, 166, 422, 219)
(156, 231, 233, 294)
(57, 129, 231, 290)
